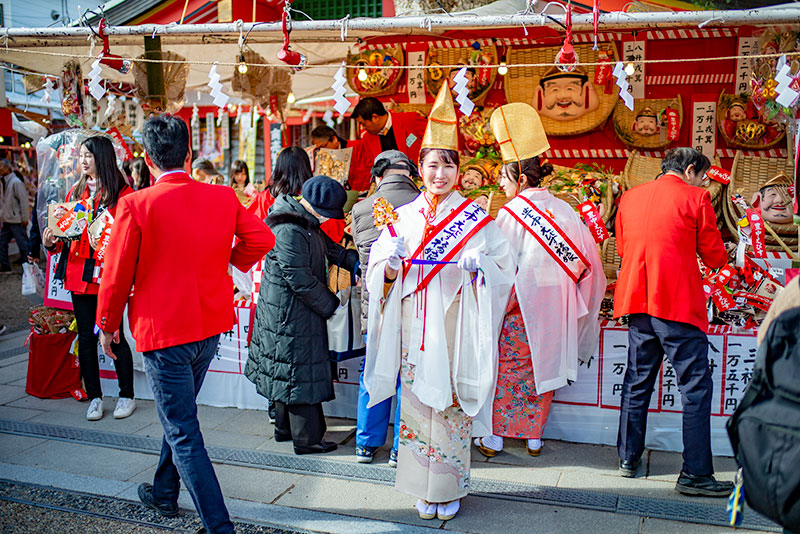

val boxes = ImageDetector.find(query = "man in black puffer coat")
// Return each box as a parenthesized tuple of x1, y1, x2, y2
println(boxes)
(246, 176, 359, 455)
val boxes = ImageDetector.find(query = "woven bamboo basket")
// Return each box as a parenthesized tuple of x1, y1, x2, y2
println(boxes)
(505, 43, 619, 136)
(621, 151, 724, 224)
(601, 236, 622, 281)
(724, 151, 798, 249)
(487, 191, 510, 219)
(612, 97, 683, 150)
(425, 46, 497, 106)
(716, 90, 786, 150)
(545, 165, 617, 223)
(328, 239, 359, 292)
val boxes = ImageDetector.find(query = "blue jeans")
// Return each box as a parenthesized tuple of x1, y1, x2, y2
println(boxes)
(617, 314, 714, 476)
(356, 366, 401, 451)
(143, 334, 234, 534)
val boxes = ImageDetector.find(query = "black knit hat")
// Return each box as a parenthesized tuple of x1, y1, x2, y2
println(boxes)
(301, 175, 347, 220)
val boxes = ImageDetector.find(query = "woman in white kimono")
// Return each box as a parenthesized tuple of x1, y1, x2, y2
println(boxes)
(364, 84, 515, 521)
(473, 103, 606, 458)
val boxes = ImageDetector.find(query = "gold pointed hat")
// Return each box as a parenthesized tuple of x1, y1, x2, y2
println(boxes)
(421, 82, 459, 151)
(490, 103, 550, 164)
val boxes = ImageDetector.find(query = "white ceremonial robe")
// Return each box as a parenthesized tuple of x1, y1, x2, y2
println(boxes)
(495, 188, 606, 394)
(364, 191, 516, 436)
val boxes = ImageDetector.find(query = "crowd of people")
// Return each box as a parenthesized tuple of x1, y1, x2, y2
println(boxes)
(1, 85, 796, 532)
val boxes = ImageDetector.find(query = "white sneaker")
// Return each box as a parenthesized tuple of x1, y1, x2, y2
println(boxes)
(113, 398, 136, 419)
(86, 398, 104, 421)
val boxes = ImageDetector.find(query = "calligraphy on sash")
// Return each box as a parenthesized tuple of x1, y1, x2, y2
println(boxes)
(706, 166, 731, 185)
(404, 198, 491, 290)
(95, 221, 113, 262)
(703, 277, 737, 311)
(577, 201, 609, 243)
(503, 195, 589, 283)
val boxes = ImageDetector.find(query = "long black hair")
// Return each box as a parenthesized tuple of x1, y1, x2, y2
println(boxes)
(70, 135, 127, 209)
(229, 159, 250, 187)
(131, 157, 151, 190)
(269, 146, 312, 197)
(501, 156, 553, 189)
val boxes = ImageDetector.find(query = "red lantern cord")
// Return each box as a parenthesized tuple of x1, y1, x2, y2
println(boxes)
(593, 0, 600, 50)
(555, 3, 577, 71)
(276, 0, 307, 70)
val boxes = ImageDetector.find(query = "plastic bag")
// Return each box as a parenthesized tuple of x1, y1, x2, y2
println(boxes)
(21, 262, 45, 297)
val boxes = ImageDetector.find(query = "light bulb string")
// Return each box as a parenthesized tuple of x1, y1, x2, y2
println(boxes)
(2, 47, 798, 71)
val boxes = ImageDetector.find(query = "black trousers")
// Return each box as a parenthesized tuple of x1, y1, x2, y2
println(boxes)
(71, 293, 134, 399)
(617, 313, 714, 476)
(273, 401, 326, 448)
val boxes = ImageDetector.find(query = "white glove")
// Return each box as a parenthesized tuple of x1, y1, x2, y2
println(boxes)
(457, 249, 481, 272)
(387, 236, 406, 271)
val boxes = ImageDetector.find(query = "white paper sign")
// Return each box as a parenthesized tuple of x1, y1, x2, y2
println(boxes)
(735, 37, 759, 95)
(691, 101, 717, 160)
(407, 49, 427, 104)
(623, 40, 645, 100)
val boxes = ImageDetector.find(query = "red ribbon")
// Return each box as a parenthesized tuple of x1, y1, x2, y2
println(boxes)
(745, 208, 767, 258)
(577, 201, 609, 243)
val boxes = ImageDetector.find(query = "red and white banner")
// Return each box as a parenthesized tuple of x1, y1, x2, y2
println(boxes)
(577, 201, 609, 243)
(703, 278, 737, 311)
(707, 166, 731, 185)
(745, 208, 767, 258)
(503, 195, 590, 283)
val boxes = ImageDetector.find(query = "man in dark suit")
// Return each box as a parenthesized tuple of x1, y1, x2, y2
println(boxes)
(97, 115, 274, 533)
(614, 147, 733, 497)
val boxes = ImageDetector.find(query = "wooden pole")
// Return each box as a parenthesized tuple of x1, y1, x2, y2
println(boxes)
(144, 36, 165, 112)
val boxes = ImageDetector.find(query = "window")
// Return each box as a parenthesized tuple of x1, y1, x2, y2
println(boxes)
(292, 0, 382, 20)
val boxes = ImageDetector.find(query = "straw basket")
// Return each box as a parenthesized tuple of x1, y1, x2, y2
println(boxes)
(612, 97, 682, 150)
(724, 152, 798, 249)
(601, 236, 622, 281)
(716, 90, 786, 150)
(425, 46, 497, 106)
(545, 165, 617, 223)
(505, 43, 618, 136)
(328, 240, 358, 292)
(621, 151, 724, 225)
(487, 191, 510, 219)
(346, 46, 405, 98)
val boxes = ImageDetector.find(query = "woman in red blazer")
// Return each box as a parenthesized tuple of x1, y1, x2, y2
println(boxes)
(43, 135, 135, 422)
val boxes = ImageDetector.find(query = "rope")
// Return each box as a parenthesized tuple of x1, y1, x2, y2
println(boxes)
(0, 46, 797, 71)
(338, 14, 350, 42)
(179, 0, 190, 25)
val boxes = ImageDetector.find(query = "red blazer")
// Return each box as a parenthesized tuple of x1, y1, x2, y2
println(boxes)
(96, 172, 275, 352)
(613, 174, 727, 332)
(247, 189, 344, 242)
(348, 112, 427, 191)
(55, 184, 134, 295)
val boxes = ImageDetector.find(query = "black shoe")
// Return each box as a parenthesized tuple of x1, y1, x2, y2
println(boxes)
(619, 458, 641, 478)
(294, 441, 338, 455)
(0, 266, 12, 274)
(675, 471, 734, 497)
(274, 430, 292, 442)
(137, 483, 179, 517)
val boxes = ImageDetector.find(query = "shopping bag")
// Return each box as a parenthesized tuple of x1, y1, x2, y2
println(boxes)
(26, 329, 81, 399)
(327, 285, 365, 362)
(21, 262, 46, 297)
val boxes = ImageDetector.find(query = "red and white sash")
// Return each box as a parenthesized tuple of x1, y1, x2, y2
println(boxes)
(403, 198, 491, 290)
(502, 195, 589, 283)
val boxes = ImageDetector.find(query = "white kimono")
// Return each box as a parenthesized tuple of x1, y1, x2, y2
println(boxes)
(495, 188, 606, 394)
(364, 192, 515, 501)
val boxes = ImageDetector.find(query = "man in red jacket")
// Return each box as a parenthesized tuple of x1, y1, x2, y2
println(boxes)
(613, 147, 733, 497)
(96, 115, 275, 534)
(348, 98, 427, 191)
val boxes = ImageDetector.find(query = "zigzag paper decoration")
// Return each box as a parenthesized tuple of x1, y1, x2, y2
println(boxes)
(207, 62, 230, 108)
(332, 62, 350, 116)
(613, 61, 634, 111)
(452, 67, 475, 116)
(774, 55, 799, 109)
(88, 58, 106, 100)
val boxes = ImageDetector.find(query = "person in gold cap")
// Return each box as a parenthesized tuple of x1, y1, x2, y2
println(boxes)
(363, 83, 516, 521)
(752, 172, 795, 224)
(473, 103, 605, 459)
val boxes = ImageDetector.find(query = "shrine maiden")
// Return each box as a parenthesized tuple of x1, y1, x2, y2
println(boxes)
(474, 103, 605, 458)
(364, 84, 515, 521)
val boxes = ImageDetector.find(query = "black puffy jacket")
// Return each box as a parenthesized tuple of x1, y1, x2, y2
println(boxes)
(245, 194, 359, 405)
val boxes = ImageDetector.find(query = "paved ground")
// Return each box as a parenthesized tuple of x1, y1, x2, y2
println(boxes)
(0, 253, 36, 334)
(0, 328, 782, 534)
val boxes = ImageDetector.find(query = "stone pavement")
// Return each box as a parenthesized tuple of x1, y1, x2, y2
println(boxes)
(0, 329, 782, 534)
